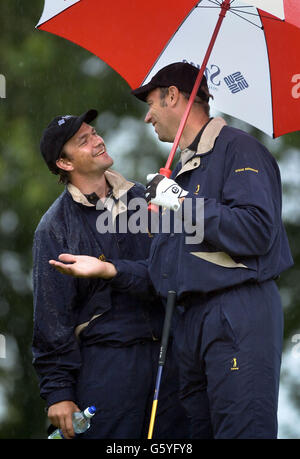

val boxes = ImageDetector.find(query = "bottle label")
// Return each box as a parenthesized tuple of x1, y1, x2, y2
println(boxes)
(48, 429, 64, 439)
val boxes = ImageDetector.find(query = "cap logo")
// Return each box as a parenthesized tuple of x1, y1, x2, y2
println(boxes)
(58, 115, 72, 126)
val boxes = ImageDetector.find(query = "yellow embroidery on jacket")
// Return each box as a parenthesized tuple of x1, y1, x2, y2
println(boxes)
(235, 167, 258, 173)
(231, 358, 239, 371)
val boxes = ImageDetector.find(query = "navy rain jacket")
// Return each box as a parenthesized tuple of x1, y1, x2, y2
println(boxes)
(32, 173, 162, 407)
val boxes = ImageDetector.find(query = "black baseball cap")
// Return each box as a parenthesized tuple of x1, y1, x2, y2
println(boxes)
(132, 62, 211, 103)
(40, 109, 98, 174)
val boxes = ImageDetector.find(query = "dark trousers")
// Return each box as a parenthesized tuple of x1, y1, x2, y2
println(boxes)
(76, 339, 189, 439)
(174, 280, 283, 439)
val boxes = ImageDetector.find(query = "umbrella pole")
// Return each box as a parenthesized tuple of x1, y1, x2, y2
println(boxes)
(147, 290, 176, 439)
(160, 0, 231, 178)
(149, 0, 230, 212)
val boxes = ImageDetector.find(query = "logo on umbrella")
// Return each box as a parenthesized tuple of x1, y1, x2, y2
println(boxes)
(292, 74, 300, 99)
(224, 72, 249, 94)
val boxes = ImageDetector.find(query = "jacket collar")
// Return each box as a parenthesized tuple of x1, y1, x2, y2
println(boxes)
(105, 169, 135, 200)
(180, 117, 227, 166)
(67, 169, 135, 208)
(176, 117, 227, 178)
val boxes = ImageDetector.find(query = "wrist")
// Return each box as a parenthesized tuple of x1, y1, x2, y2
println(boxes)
(103, 261, 117, 279)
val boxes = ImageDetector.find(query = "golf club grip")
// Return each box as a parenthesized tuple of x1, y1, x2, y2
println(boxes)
(147, 167, 172, 213)
(159, 290, 176, 366)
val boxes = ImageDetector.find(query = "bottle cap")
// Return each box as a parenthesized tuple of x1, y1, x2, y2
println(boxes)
(84, 406, 96, 418)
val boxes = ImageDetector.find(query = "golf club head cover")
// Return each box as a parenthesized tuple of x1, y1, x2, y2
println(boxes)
(145, 173, 188, 211)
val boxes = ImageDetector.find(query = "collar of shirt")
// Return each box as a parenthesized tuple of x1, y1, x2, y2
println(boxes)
(67, 169, 135, 209)
(84, 188, 113, 206)
(187, 117, 214, 152)
(180, 117, 227, 167)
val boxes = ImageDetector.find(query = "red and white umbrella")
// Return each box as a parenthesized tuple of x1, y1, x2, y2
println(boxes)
(36, 0, 300, 141)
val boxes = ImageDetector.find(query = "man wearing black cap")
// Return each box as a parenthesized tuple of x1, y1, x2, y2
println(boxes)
(131, 62, 293, 439)
(32, 109, 188, 439)
(50, 62, 293, 439)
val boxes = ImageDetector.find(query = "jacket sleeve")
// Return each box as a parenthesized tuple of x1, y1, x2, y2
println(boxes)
(108, 257, 156, 298)
(32, 226, 82, 407)
(182, 135, 282, 257)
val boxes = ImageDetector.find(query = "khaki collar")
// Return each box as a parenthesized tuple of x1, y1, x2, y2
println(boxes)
(105, 169, 135, 200)
(180, 117, 227, 166)
(67, 169, 135, 208)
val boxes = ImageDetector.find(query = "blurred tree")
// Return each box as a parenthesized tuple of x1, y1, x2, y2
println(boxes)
(0, 0, 299, 439)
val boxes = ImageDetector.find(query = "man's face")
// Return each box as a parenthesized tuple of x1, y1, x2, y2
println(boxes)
(61, 122, 113, 176)
(145, 88, 176, 143)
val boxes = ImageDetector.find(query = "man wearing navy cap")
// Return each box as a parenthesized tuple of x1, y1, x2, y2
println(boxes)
(50, 62, 294, 439)
(32, 109, 188, 439)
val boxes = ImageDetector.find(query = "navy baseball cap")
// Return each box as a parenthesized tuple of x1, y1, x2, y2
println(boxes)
(132, 62, 211, 103)
(40, 109, 98, 174)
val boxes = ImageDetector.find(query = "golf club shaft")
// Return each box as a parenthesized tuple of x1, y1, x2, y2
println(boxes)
(147, 365, 163, 439)
(147, 290, 177, 439)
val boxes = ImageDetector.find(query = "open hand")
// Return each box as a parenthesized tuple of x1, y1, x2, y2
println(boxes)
(49, 254, 117, 279)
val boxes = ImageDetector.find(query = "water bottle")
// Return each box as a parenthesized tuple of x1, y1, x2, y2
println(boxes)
(48, 405, 96, 439)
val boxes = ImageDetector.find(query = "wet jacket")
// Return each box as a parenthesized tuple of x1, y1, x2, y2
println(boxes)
(113, 118, 293, 300)
(32, 170, 162, 406)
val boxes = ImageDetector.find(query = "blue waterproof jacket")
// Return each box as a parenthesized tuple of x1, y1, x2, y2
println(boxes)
(112, 118, 293, 300)
(32, 172, 162, 406)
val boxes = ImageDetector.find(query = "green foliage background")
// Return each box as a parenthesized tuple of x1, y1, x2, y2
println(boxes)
(0, 1, 299, 438)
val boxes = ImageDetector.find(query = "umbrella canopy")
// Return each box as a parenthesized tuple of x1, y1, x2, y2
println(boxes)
(37, 0, 300, 138)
